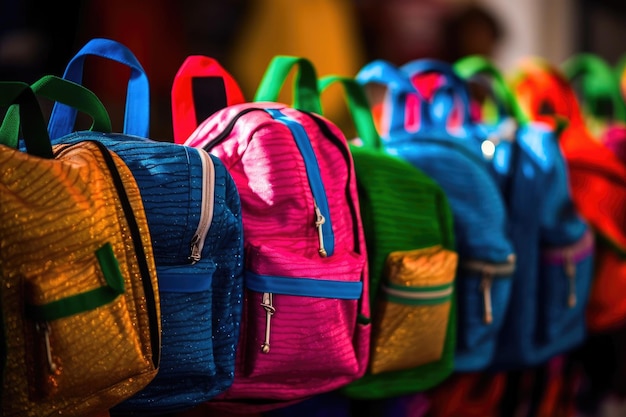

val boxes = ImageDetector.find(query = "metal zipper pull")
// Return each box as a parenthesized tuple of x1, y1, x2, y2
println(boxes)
(260, 292, 275, 353)
(314, 201, 327, 257)
(564, 252, 577, 308)
(189, 234, 201, 263)
(480, 270, 494, 324)
(36, 322, 57, 373)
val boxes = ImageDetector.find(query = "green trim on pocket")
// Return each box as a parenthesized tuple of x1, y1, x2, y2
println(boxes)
(25, 243, 125, 321)
(383, 282, 454, 305)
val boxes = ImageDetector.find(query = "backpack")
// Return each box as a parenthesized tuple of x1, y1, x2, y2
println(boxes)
(511, 57, 626, 333)
(182, 55, 370, 413)
(357, 59, 516, 372)
(0, 81, 161, 417)
(562, 53, 626, 165)
(317, 74, 458, 398)
(31, 38, 245, 414)
(453, 55, 594, 369)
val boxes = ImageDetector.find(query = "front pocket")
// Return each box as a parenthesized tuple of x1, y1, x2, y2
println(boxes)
(538, 229, 594, 343)
(369, 245, 457, 375)
(23, 244, 149, 400)
(456, 255, 516, 354)
(240, 243, 366, 381)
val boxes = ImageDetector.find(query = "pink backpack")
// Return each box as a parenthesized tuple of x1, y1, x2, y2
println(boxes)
(181, 56, 371, 413)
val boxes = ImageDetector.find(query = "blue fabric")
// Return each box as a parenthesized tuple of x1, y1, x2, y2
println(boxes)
(266, 108, 335, 256)
(474, 120, 594, 370)
(246, 271, 363, 299)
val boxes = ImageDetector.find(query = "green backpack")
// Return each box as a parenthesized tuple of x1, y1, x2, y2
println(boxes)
(318, 75, 458, 398)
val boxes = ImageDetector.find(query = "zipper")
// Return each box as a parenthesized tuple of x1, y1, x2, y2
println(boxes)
(36, 321, 57, 373)
(202, 107, 266, 151)
(460, 257, 516, 325)
(189, 150, 215, 263)
(55, 141, 161, 367)
(542, 230, 594, 308)
(265, 108, 334, 257)
(306, 111, 363, 255)
(258, 109, 336, 353)
(314, 200, 327, 257)
(260, 292, 275, 353)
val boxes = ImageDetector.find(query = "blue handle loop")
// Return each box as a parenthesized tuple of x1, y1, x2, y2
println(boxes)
(48, 38, 150, 140)
(356, 60, 430, 140)
(400, 58, 474, 130)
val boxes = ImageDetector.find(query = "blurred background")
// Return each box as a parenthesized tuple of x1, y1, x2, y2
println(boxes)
(1, 0, 624, 140)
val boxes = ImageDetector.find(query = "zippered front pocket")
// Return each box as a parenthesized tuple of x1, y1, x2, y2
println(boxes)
(369, 245, 457, 375)
(538, 229, 594, 343)
(240, 243, 365, 381)
(455, 255, 515, 355)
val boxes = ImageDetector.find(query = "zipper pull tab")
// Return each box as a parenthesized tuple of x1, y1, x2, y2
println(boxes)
(314, 201, 327, 258)
(189, 234, 201, 263)
(480, 270, 494, 324)
(36, 322, 57, 373)
(564, 252, 577, 308)
(260, 292, 275, 353)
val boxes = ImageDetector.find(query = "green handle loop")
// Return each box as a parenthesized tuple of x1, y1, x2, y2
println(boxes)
(0, 75, 112, 148)
(454, 54, 529, 124)
(318, 75, 382, 150)
(0, 82, 53, 158)
(562, 53, 626, 122)
(254, 55, 323, 115)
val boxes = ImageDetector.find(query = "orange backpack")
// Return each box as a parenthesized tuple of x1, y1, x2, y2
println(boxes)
(511, 57, 626, 333)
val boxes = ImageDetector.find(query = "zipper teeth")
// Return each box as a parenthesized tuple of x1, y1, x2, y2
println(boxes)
(460, 258, 516, 276)
(382, 284, 454, 300)
(190, 149, 215, 262)
(55, 141, 161, 367)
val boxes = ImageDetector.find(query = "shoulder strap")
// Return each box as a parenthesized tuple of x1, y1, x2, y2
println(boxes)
(171, 55, 245, 144)
(48, 37, 149, 139)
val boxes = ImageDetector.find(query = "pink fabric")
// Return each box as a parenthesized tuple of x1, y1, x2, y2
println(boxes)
(185, 103, 371, 412)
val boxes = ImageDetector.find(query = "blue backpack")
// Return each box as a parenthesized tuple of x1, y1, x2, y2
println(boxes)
(356, 59, 516, 372)
(453, 55, 594, 369)
(19, 38, 245, 414)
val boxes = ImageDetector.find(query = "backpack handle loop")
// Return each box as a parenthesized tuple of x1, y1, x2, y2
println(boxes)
(48, 37, 149, 140)
(254, 55, 322, 115)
